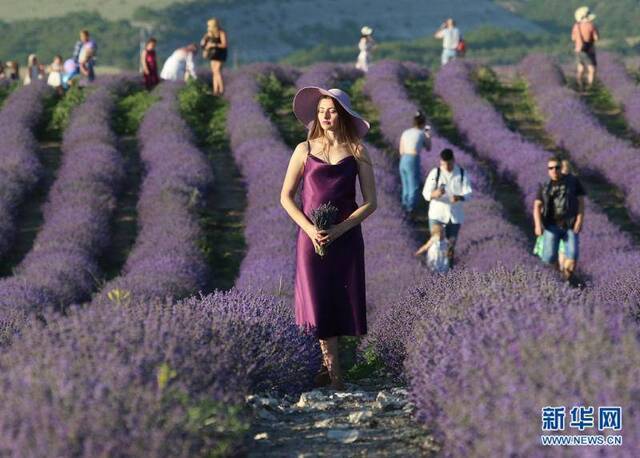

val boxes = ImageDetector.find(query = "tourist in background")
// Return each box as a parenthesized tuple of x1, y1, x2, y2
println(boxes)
(572, 6, 599, 91)
(23, 54, 44, 85)
(47, 55, 64, 94)
(355, 26, 375, 73)
(422, 148, 472, 267)
(200, 18, 228, 95)
(6, 61, 19, 81)
(533, 156, 586, 282)
(399, 110, 431, 216)
(160, 44, 198, 82)
(74, 29, 97, 81)
(141, 37, 159, 90)
(434, 18, 461, 66)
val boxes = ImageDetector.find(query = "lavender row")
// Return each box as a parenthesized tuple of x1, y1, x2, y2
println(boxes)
(597, 52, 640, 135)
(360, 60, 548, 374)
(0, 76, 320, 454)
(434, 60, 640, 286)
(92, 82, 213, 305)
(404, 267, 640, 457)
(0, 288, 319, 455)
(225, 64, 301, 296)
(0, 79, 128, 330)
(519, 54, 640, 221)
(0, 82, 52, 259)
(363, 63, 639, 457)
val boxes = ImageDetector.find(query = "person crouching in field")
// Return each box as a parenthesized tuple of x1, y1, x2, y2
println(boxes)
(160, 44, 198, 82)
(533, 156, 585, 281)
(422, 148, 472, 267)
(415, 222, 449, 273)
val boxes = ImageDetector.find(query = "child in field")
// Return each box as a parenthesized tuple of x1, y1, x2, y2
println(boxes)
(415, 223, 450, 273)
(47, 55, 64, 94)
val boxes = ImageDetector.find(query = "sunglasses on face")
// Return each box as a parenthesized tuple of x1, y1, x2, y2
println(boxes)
(548, 165, 561, 170)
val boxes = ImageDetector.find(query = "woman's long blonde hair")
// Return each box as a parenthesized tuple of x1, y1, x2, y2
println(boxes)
(207, 18, 221, 38)
(307, 96, 368, 163)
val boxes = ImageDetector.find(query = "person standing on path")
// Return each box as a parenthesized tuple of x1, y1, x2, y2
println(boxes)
(533, 156, 586, 281)
(281, 87, 377, 391)
(572, 6, 599, 91)
(200, 18, 228, 95)
(422, 148, 472, 267)
(355, 26, 375, 73)
(399, 111, 431, 216)
(434, 18, 461, 66)
(160, 44, 198, 82)
(141, 37, 159, 90)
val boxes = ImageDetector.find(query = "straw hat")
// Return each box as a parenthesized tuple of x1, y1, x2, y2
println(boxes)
(574, 6, 596, 22)
(361, 26, 373, 36)
(293, 87, 370, 138)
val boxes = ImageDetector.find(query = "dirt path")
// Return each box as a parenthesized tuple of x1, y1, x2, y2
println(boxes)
(245, 379, 438, 457)
(0, 141, 62, 277)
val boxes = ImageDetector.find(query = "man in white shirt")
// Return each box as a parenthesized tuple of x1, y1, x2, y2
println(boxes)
(434, 18, 460, 66)
(422, 148, 472, 266)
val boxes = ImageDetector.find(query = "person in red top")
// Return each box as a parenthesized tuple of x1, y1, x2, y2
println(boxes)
(141, 37, 159, 90)
(571, 6, 599, 91)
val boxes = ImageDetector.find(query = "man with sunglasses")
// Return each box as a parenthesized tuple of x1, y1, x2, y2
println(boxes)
(533, 156, 585, 281)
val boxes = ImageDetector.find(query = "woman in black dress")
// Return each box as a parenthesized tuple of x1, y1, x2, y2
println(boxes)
(200, 18, 228, 96)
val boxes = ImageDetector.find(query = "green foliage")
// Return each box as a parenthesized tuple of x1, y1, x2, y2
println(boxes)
(256, 73, 305, 148)
(284, 25, 569, 68)
(0, 81, 19, 107)
(178, 79, 228, 145)
(44, 85, 86, 140)
(0, 13, 138, 69)
(499, 0, 640, 38)
(157, 363, 249, 457)
(113, 90, 158, 136)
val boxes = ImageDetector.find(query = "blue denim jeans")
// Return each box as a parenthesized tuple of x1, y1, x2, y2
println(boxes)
(441, 49, 457, 65)
(541, 225, 579, 263)
(399, 154, 421, 212)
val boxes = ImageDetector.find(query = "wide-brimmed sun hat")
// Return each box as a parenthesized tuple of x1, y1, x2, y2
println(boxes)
(361, 26, 373, 36)
(293, 87, 370, 138)
(575, 6, 596, 22)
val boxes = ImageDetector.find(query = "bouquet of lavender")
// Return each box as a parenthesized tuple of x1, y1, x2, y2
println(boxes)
(310, 202, 339, 257)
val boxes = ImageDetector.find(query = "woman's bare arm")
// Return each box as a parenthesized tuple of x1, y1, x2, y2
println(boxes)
(337, 145, 377, 233)
(280, 142, 314, 234)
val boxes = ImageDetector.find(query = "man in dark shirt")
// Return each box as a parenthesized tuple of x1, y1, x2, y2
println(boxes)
(533, 156, 585, 280)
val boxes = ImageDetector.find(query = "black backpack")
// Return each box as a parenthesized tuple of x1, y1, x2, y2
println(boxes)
(433, 166, 465, 189)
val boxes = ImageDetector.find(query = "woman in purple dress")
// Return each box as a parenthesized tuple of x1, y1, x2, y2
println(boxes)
(281, 87, 377, 390)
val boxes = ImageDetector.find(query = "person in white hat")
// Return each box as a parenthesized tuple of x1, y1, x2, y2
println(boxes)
(571, 6, 599, 91)
(355, 26, 375, 73)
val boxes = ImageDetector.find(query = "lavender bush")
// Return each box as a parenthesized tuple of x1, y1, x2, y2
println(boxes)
(92, 82, 213, 305)
(225, 63, 301, 297)
(405, 268, 640, 457)
(0, 289, 319, 456)
(0, 82, 52, 260)
(519, 54, 640, 221)
(0, 78, 130, 324)
(434, 59, 640, 289)
(597, 52, 640, 135)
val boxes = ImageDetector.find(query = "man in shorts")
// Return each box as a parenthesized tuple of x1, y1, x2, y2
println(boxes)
(533, 156, 586, 281)
(422, 148, 472, 267)
(572, 6, 599, 91)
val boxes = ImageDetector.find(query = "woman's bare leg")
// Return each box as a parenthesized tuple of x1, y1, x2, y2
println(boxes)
(213, 60, 224, 95)
(320, 337, 344, 390)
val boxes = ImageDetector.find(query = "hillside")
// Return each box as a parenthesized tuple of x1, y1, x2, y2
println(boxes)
(1, 0, 544, 67)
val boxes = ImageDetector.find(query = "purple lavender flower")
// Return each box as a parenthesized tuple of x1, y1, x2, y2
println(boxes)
(309, 202, 339, 256)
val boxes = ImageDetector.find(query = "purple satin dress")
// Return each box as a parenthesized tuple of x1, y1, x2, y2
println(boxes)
(294, 148, 367, 339)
